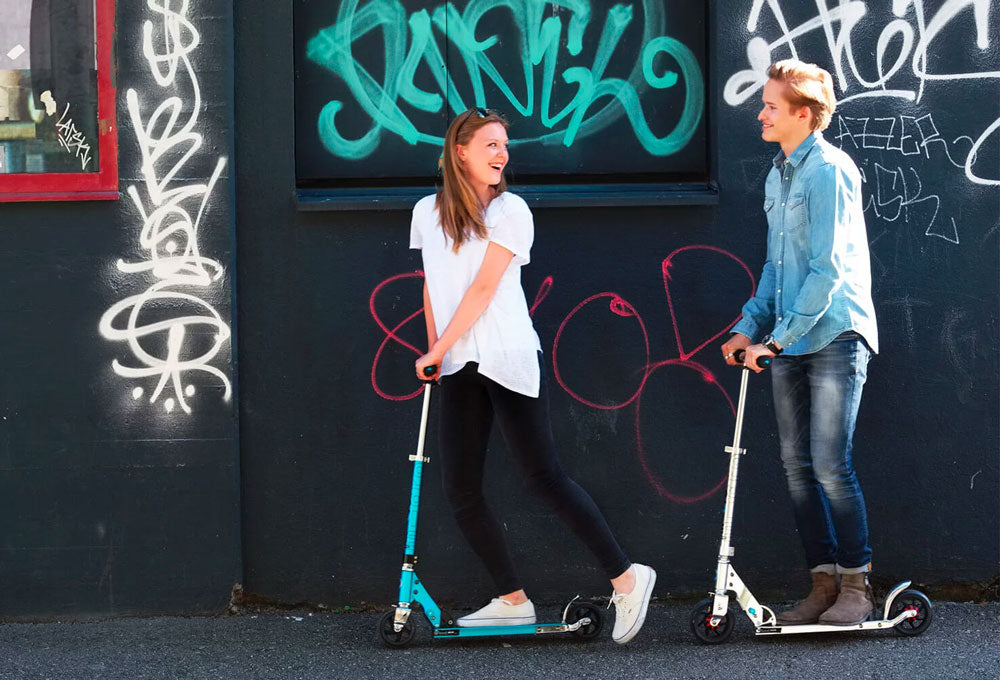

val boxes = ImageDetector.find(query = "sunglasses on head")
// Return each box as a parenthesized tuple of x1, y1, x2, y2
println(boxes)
(458, 106, 491, 130)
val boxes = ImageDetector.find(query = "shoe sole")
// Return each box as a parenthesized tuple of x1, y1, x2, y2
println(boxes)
(456, 616, 536, 628)
(613, 568, 656, 644)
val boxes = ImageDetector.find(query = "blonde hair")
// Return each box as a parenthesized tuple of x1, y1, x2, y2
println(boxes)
(768, 60, 836, 131)
(436, 108, 509, 252)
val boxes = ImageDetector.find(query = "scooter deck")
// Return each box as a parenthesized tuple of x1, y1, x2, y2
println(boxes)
(431, 619, 590, 638)
(755, 610, 916, 636)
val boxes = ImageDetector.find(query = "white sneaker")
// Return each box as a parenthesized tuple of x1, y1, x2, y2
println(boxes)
(610, 563, 656, 644)
(456, 598, 536, 627)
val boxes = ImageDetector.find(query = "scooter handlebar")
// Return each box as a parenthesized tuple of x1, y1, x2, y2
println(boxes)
(734, 349, 772, 369)
(420, 364, 438, 383)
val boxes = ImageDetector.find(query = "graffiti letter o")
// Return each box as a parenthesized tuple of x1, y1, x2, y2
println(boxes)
(636, 36, 705, 155)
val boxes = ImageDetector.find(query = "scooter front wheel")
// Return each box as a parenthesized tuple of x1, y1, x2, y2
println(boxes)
(566, 601, 603, 639)
(690, 597, 734, 644)
(379, 610, 416, 647)
(889, 589, 933, 636)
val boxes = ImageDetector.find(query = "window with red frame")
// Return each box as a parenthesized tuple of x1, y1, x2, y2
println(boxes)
(0, 0, 117, 202)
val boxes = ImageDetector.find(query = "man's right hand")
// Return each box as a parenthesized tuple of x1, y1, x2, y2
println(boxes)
(721, 333, 752, 367)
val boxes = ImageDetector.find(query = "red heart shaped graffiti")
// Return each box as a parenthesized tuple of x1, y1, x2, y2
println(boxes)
(662, 245, 756, 361)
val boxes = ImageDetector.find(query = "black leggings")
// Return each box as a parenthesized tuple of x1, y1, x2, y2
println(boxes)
(438, 357, 631, 594)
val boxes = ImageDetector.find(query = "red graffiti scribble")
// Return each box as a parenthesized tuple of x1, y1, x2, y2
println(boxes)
(529, 276, 553, 317)
(634, 359, 735, 503)
(370, 271, 425, 401)
(551, 245, 755, 504)
(371, 274, 555, 400)
(552, 293, 650, 410)
(370, 245, 756, 505)
(663, 245, 756, 361)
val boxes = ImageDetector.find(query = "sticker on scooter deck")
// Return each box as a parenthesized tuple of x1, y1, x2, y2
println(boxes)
(432, 622, 579, 638)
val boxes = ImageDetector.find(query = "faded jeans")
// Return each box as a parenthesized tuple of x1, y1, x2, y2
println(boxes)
(771, 332, 873, 571)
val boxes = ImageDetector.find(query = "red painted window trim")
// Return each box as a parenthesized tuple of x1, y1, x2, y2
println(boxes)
(0, 0, 118, 202)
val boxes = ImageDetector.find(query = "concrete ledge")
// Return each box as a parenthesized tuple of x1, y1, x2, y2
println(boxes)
(295, 183, 719, 211)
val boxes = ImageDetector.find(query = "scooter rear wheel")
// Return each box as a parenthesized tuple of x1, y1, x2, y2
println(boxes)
(379, 610, 416, 647)
(889, 589, 933, 636)
(690, 597, 734, 644)
(566, 601, 603, 639)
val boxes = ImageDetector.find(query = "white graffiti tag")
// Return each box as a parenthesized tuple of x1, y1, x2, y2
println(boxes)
(861, 161, 959, 243)
(833, 112, 974, 167)
(99, 0, 231, 414)
(724, 0, 999, 187)
(55, 102, 93, 170)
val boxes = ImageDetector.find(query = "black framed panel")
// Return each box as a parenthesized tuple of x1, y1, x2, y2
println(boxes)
(294, 0, 708, 189)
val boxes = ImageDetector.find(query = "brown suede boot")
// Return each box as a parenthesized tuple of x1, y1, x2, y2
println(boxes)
(775, 571, 840, 625)
(818, 572, 875, 625)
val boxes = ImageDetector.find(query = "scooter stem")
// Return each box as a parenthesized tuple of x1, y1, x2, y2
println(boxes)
(718, 368, 751, 565)
(405, 383, 433, 555)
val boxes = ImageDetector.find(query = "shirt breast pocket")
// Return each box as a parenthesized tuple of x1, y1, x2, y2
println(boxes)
(763, 196, 778, 235)
(785, 194, 807, 230)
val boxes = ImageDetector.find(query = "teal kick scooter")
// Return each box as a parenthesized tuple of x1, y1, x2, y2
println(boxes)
(378, 368, 604, 647)
(689, 350, 933, 643)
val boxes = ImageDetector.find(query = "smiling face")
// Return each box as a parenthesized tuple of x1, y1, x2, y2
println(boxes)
(456, 121, 509, 201)
(758, 79, 813, 149)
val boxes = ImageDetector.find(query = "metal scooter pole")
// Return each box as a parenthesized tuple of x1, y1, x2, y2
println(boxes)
(406, 383, 433, 552)
(394, 374, 435, 632)
(711, 351, 768, 621)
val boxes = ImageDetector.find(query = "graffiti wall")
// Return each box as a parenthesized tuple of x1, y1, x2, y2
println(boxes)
(0, 0, 239, 619)
(3, 0, 992, 619)
(234, 0, 998, 608)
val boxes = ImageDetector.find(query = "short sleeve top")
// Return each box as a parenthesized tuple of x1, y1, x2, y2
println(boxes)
(410, 191, 542, 397)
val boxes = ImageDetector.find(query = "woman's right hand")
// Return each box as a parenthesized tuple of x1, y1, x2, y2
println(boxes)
(415, 351, 442, 382)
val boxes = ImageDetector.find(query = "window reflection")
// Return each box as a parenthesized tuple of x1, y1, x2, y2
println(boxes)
(0, 0, 98, 174)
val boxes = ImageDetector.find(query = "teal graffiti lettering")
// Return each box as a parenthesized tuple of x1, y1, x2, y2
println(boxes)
(306, 0, 704, 158)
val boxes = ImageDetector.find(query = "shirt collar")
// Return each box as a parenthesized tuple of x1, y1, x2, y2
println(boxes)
(772, 132, 821, 169)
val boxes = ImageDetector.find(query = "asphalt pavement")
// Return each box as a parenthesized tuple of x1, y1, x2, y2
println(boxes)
(1, 601, 996, 679)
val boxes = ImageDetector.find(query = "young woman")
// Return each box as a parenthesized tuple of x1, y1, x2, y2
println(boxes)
(410, 107, 655, 644)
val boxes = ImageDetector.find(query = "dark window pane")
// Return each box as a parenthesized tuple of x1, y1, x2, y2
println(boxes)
(294, 0, 708, 186)
(0, 0, 99, 174)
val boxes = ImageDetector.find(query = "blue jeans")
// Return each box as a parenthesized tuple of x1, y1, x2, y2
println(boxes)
(771, 334, 873, 571)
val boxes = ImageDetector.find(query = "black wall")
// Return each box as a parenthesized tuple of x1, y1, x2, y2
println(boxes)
(4, 0, 993, 621)
(235, 0, 998, 609)
(0, 1, 240, 619)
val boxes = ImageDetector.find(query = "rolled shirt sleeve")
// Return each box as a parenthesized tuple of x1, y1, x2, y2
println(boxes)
(488, 196, 533, 266)
(409, 201, 425, 250)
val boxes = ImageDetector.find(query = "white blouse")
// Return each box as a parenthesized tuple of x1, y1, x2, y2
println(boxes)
(410, 191, 542, 398)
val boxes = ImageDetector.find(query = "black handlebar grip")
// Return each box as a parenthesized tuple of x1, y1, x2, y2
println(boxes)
(423, 365, 438, 377)
(734, 349, 772, 369)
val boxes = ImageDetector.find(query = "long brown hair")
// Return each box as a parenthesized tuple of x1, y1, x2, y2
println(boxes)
(436, 107, 509, 252)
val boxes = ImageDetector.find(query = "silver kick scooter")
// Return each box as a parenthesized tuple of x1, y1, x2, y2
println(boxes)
(689, 350, 933, 643)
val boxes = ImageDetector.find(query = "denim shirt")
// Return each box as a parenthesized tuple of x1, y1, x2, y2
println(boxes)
(732, 132, 879, 355)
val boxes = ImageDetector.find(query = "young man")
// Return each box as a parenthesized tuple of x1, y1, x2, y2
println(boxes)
(721, 60, 879, 626)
